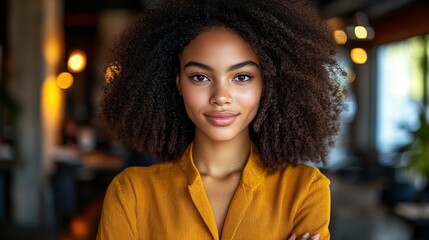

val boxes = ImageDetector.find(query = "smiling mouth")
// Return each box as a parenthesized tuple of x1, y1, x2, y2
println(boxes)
(204, 112, 239, 126)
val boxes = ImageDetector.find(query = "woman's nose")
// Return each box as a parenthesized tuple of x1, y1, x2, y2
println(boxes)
(210, 82, 232, 106)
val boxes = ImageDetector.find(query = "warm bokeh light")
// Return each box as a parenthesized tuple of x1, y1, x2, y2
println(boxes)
(71, 218, 90, 238)
(354, 26, 368, 39)
(350, 48, 368, 64)
(333, 30, 347, 45)
(56, 72, 74, 89)
(44, 37, 62, 67)
(67, 49, 86, 73)
(42, 76, 64, 134)
(326, 17, 344, 31)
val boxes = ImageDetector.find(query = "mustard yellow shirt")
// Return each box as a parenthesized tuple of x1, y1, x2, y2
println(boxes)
(97, 144, 330, 239)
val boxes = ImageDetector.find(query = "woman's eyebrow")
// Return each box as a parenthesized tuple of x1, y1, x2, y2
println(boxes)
(184, 61, 213, 71)
(183, 60, 260, 72)
(227, 61, 260, 72)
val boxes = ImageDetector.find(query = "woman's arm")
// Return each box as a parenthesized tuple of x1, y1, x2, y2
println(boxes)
(97, 172, 138, 240)
(291, 171, 331, 239)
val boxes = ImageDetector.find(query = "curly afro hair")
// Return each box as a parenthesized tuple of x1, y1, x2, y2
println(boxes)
(100, 0, 344, 171)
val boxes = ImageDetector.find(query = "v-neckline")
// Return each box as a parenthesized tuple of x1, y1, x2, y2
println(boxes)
(180, 142, 266, 239)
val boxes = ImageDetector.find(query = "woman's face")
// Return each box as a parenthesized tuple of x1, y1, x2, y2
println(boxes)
(177, 28, 263, 142)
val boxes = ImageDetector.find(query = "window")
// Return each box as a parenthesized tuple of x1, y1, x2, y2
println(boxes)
(376, 35, 429, 154)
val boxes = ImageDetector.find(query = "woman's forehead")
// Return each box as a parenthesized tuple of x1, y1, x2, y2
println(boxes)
(179, 28, 260, 68)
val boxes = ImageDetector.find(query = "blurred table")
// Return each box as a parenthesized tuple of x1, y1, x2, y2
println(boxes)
(52, 149, 123, 227)
(81, 151, 123, 170)
(395, 202, 429, 240)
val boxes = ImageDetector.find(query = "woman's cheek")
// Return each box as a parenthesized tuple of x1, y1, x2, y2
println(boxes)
(239, 89, 262, 110)
(182, 89, 206, 117)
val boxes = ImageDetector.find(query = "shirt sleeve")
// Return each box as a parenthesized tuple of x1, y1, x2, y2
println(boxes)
(97, 170, 138, 240)
(292, 170, 331, 239)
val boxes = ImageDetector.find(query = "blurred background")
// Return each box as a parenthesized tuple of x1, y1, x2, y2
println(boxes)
(0, 0, 429, 239)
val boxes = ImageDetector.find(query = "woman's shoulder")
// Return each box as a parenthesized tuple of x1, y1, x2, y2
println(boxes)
(112, 161, 179, 186)
(278, 163, 330, 186)
(284, 163, 328, 176)
(101, 161, 188, 215)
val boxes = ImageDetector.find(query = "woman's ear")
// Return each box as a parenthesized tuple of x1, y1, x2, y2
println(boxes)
(176, 74, 182, 95)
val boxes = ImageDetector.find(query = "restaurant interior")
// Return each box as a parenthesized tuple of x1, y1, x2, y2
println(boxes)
(1, 0, 429, 239)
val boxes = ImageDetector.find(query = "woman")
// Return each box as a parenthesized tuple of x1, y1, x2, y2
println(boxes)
(97, 0, 343, 239)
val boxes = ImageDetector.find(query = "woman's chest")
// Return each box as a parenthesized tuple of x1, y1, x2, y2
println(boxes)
(135, 180, 296, 240)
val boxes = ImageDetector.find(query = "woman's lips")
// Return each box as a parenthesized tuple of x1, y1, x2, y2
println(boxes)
(204, 112, 239, 126)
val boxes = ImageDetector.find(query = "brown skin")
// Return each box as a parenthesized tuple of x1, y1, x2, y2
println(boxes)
(176, 28, 321, 240)
(176, 28, 262, 235)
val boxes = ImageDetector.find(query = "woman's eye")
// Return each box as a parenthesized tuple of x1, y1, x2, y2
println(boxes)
(190, 75, 209, 82)
(233, 74, 252, 82)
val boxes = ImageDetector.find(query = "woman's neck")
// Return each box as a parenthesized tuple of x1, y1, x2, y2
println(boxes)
(192, 130, 251, 178)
